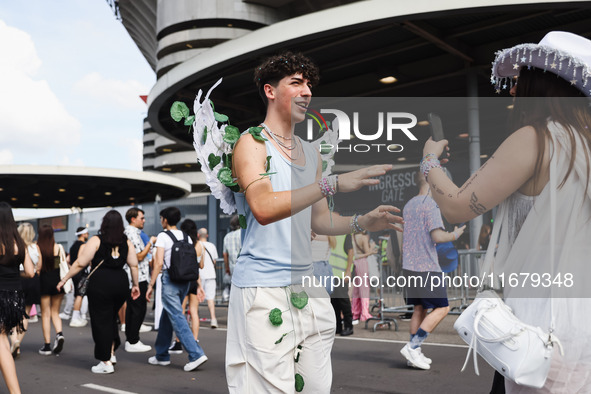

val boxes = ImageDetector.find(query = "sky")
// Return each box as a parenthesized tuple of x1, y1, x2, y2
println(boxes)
(0, 1, 154, 170)
(0, 1, 156, 218)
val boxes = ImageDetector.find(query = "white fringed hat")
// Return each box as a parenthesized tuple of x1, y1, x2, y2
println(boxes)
(491, 31, 591, 97)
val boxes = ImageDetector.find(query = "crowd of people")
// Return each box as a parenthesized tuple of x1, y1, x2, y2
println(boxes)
(2, 30, 591, 393)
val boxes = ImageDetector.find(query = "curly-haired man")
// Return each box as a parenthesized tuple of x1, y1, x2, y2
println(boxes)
(226, 51, 403, 393)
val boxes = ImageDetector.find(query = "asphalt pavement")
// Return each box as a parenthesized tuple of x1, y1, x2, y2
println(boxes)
(11, 305, 494, 393)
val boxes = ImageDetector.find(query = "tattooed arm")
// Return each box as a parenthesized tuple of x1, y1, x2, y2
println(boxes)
(422, 126, 543, 223)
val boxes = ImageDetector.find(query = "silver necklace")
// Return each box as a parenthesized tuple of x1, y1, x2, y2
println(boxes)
(261, 123, 301, 161)
(261, 123, 295, 150)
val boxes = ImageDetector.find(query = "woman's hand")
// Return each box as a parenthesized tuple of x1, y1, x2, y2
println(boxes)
(337, 165, 393, 193)
(131, 285, 140, 301)
(423, 137, 450, 164)
(358, 205, 404, 233)
(56, 279, 65, 292)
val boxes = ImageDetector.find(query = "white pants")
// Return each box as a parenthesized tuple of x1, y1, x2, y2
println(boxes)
(226, 284, 335, 393)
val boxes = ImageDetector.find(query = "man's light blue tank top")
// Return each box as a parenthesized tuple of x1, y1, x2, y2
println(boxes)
(232, 135, 318, 287)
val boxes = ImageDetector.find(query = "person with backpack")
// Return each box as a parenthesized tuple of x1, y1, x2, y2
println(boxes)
(146, 207, 207, 372)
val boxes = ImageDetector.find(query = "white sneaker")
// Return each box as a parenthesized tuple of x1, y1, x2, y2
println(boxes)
(210, 319, 218, 329)
(148, 356, 170, 366)
(125, 340, 152, 352)
(91, 361, 114, 374)
(69, 317, 88, 327)
(110, 354, 117, 364)
(139, 324, 152, 333)
(352, 319, 359, 326)
(28, 315, 38, 323)
(59, 312, 71, 320)
(183, 355, 208, 372)
(400, 343, 430, 370)
(120, 324, 126, 332)
(418, 348, 432, 365)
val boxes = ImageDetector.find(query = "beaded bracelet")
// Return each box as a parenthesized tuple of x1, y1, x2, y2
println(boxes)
(349, 214, 365, 234)
(318, 175, 338, 197)
(419, 153, 442, 180)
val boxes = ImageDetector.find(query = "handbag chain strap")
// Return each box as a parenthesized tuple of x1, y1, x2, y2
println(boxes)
(86, 260, 105, 280)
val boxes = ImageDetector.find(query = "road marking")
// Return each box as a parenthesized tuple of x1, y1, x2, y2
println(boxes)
(81, 384, 138, 394)
(336, 335, 469, 348)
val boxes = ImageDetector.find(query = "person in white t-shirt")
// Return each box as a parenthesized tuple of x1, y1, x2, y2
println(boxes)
(197, 228, 218, 328)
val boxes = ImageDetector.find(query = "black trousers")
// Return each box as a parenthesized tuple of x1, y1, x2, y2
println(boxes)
(87, 269, 128, 362)
(125, 281, 148, 344)
(331, 284, 353, 331)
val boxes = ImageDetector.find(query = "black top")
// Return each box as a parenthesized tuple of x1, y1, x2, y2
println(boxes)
(91, 235, 128, 270)
(69, 240, 84, 264)
(344, 234, 353, 255)
(0, 251, 23, 291)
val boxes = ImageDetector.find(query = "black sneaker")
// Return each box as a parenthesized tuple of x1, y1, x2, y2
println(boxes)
(53, 334, 65, 354)
(168, 341, 183, 354)
(39, 344, 52, 355)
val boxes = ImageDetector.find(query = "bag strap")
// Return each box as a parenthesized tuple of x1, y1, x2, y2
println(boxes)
(477, 201, 506, 292)
(86, 259, 105, 279)
(164, 230, 178, 243)
(549, 141, 557, 333)
(203, 243, 214, 264)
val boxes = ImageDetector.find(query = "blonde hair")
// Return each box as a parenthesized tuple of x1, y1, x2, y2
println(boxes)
(18, 222, 35, 246)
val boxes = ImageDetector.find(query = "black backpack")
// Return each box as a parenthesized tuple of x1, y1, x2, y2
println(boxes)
(164, 230, 199, 282)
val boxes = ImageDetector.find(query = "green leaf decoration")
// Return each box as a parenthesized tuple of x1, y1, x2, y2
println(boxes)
(214, 112, 229, 122)
(265, 156, 272, 172)
(208, 153, 221, 169)
(319, 142, 332, 155)
(170, 101, 190, 122)
(223, 125, 240, 144)
(295, 374, 305, 392)
(202, 126, 208, 144)
(322, 160, 328, 173)
(209, 99, 215, 112)
(290, 291, 309, 310)
(275, 332, 289, 344)
(248, 126, 267, 142)
(226, 153, 233, 169)
(238, 214, 247, 229)
(218, 167, 237, 187)
(259, 172, 277, 177)
(269, 308, 283, 326)
(229, 184, 240, 193)
(184, 115, 195, 126)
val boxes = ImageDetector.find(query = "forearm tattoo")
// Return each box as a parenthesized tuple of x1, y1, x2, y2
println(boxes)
(431, 182, 445, 195)
(469, 192, 487, 216)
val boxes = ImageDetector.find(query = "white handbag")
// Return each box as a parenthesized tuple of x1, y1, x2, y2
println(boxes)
(454, 289, 562, 388)
(454, 156, 563, 388)
(58, 244, 74, 294)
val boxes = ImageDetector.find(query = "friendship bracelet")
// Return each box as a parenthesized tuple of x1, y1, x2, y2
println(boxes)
(452, 231, 457, 241)
(349, 214, 365, 234)
(319, 175, 338, 227)
(420, 153, 442, 180)
(318, 175, 338, 197)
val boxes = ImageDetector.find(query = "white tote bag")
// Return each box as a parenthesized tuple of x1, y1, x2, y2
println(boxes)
(58, 244, 73, 294)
